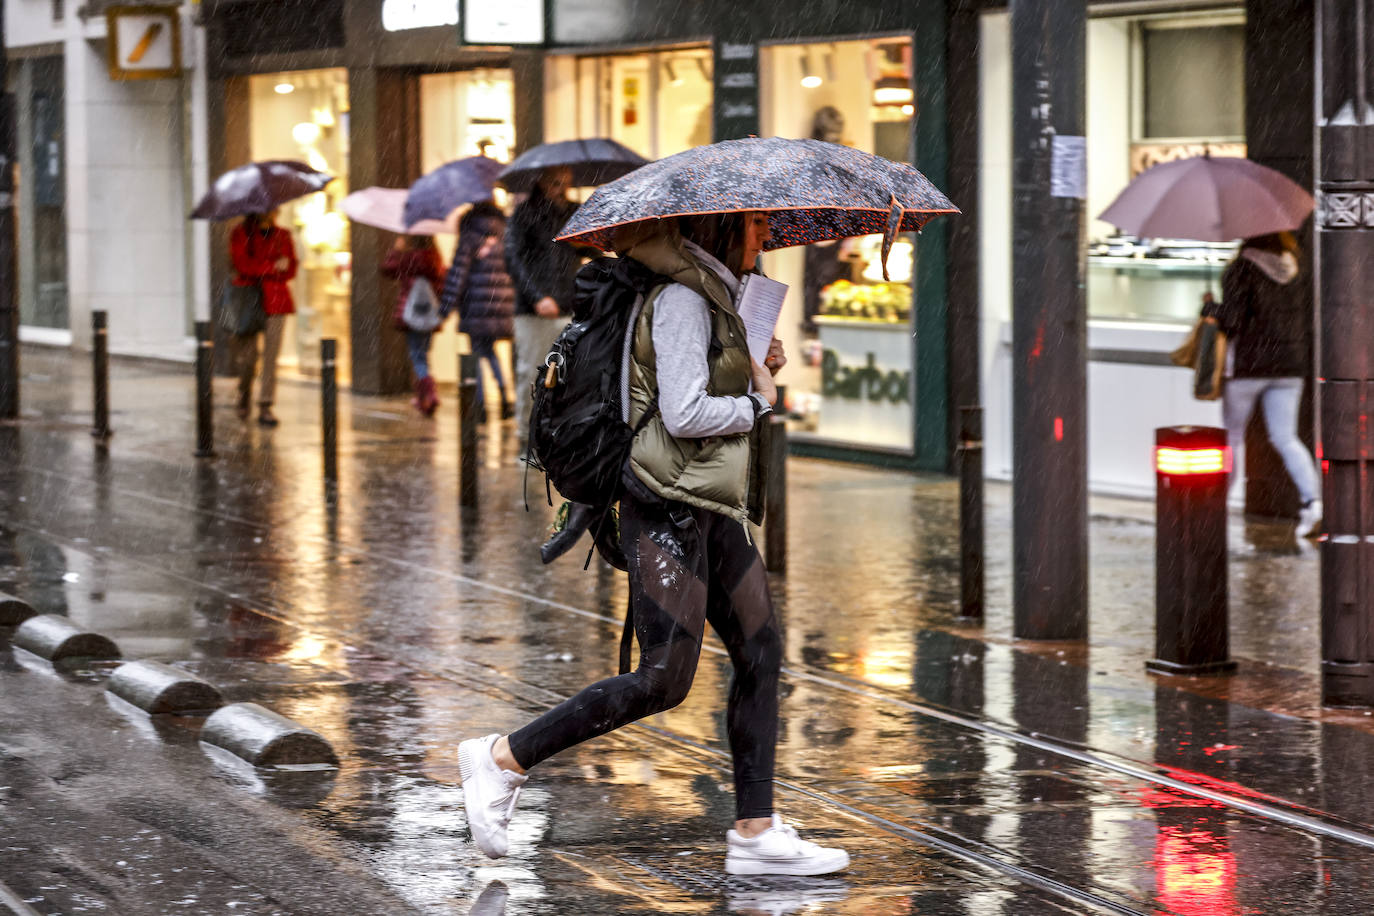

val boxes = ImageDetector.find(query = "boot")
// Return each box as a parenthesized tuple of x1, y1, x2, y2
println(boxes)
(411, 378, 425, 414)
(541, 502, 596, 564)
(421, 377, 440, 417)
(500, 400, 514, 420)
(237, 387, 251, 421)
(257, 404, 279, 427)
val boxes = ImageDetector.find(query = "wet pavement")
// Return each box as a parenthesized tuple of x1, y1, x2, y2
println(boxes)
(2, 345, 1373, 915)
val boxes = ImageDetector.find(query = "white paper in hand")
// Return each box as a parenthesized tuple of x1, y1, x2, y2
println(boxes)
(735, 273, 788, 365)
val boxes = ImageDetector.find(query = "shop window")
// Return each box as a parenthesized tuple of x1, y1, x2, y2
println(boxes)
(572, 48, 713, 161)
(761, 37, 916, 452)
(1085, 13, 1245, 324)
(248, 69, 350, 379)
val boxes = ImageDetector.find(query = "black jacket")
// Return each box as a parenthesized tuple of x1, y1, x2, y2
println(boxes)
(504, 194, 582, 316)
(1206, 254, 1308, 379)
(440, 207, 516, 340)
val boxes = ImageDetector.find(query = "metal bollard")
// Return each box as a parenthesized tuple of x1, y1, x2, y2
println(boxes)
(459, 353, 478, 508)
(91, 309, 110, 440)
(958, 406, 985, 621)
(1148, 426, 1237, 675)
(764, 385, 787, 572)
(321, 338, 338, 481)
(194, 320, 215, 458)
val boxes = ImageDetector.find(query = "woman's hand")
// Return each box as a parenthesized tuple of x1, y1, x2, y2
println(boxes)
(274, 257, 291, 273)
(764, 338, 787, 376)
(750, 359, 778, 408)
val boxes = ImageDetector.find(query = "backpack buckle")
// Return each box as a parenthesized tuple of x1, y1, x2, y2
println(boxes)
(543, 351, 566, 389)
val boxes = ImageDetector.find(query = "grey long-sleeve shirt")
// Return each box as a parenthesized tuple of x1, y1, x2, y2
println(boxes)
(647, 243, 768, 439)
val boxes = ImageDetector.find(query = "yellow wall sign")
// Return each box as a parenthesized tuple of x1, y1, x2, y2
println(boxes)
(106, 5, 182, 81)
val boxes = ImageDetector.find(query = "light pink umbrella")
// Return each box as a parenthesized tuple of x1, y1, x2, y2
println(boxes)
(341, 186, 459, 235)
(1098, 154, 1314, 242)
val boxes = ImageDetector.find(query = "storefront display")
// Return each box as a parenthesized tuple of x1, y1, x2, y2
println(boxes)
(248, 68, 351, 380)
(760, 36, 916, 452)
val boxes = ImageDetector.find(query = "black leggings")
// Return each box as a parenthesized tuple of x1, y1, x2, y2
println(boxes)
(507, 484, 783, 820)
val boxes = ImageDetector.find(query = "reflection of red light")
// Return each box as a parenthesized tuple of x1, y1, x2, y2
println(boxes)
(1155, 825, 1237, 916)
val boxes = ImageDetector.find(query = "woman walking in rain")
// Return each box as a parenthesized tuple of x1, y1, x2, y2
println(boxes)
(383, 234, 447, 416)
(439, 201, 516, 423)
(1203, 230, 1322, 535)
(228, 209, 297, 427)
(458, 211, 850, 877)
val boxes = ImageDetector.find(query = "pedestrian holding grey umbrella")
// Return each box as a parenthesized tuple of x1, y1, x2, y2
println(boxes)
(504, 166, 586, 454)
(459, 212, 850, 877)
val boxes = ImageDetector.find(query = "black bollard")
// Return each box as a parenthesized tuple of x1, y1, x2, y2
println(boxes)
(459, 353, 478, 508)
(1148, 426, 1236, 676)
(90, 310, 110, 440)
(958, 406, 985, 621)
(194, 320, 215, 458)
(764, 385, 787, 572)
(321, 338, 337, 481)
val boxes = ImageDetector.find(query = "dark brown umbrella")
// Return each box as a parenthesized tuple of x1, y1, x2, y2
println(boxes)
(1098, 154, 1314, 242)
(190, 160, 334, 221)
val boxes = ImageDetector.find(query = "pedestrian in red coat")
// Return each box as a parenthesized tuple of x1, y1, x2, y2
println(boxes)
(382, 235, 447, 416)
(229, 209, 298, 426)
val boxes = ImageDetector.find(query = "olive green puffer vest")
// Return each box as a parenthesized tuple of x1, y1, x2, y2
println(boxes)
(622, 233, 764, 524)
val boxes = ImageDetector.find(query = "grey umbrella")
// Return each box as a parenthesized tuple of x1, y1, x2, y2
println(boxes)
(190, 161, 333, 221)
(497, 139, 649, 193)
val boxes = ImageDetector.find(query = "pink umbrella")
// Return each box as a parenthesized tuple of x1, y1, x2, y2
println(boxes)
(341, 186, 459, 235)
(1098, 154, 1314, 242)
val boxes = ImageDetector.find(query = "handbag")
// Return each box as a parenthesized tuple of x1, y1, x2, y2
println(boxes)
(402, 277, 443, 332)
(1172, 316, 1227, 401)
(218, 281, 266, 338)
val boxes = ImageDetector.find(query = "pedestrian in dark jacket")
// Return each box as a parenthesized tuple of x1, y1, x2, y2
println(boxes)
(383, 235, 446, 416)
(1202, 230, 1321, 535)
(504, 166, 584, 448)
(441, 201, 516, 423)
(229, 209, 298, 427)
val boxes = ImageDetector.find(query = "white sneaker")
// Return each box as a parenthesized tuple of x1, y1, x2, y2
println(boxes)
(724, 815, 850, 876)
(1298, 499, 1323, 538)
(458, 734, 527, 858)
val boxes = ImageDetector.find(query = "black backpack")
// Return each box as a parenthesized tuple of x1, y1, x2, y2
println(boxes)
(525, 255, 668, 517)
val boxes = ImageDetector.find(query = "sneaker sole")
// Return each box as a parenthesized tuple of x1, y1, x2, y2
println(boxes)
(458, 739, 509, 859)
(724, 850, 850, 876)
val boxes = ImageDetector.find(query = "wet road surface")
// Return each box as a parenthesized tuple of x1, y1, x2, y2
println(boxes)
(2, 347, 1372, 915)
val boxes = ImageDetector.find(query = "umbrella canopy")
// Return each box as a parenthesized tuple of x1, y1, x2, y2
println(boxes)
(497, 138, 649, 192)
(403, 156, 504, 229)
(1098, 155, 1315, 243)
(342, 187, 458, 235)
(190, 160, 333, 221)
(555, 137, 958, 278)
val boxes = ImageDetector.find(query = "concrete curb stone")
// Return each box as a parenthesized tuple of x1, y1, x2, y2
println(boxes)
(12, 615, 121, 662)
(200, 702, 339, 768)
(106, 660, 224, 715)
(0, 592, 37, 626)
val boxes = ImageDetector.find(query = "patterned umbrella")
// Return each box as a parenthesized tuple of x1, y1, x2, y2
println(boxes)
(1098, 154, 1314, 242)
(556, 136, 958, 279)
(403, 156, 504, 229)
(190, 160, 333, 221)
(497, 138, 649, 192)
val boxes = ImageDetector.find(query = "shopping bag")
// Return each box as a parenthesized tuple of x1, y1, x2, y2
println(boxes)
(402, 277, 443, 332)
(218, 282, 266, 338)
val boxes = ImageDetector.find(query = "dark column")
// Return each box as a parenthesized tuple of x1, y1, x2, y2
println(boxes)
(208, 74, 250, 377)
(1244, 0, 1317, 519)
(1009, 0, 1088, 640)
(511, 50, 545, 156)
(1317, 0, 1374, 707)
(0, 0, 19, 420)
(348, 67, 415, 396)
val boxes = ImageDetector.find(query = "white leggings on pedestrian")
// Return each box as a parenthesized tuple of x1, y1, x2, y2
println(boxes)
(1223, 376, 1320, 505)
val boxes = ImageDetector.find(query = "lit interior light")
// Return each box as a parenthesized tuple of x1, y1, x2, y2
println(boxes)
(800, 53, 822, 88)
(292, 122, 322, 146)
(874, 86, 914, 104)
(901, 104, 915, 116)
(801, 75, 823, 89)
(274, 82, 295, 95)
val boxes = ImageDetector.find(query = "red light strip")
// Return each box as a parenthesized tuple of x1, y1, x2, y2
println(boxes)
(1156, 446, 1231, 476)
